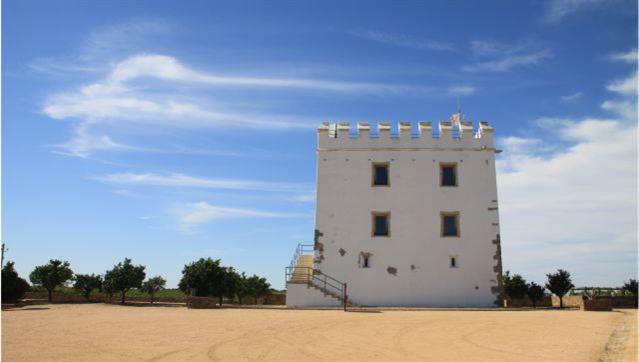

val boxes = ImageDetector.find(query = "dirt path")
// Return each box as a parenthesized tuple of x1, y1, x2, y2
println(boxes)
(2, 304, 636, 361)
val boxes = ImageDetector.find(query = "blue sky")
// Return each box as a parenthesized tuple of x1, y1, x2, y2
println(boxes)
(3, 0, 637, 289)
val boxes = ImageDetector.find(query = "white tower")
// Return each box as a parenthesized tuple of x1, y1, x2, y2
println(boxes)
(286, 114, 502, 307)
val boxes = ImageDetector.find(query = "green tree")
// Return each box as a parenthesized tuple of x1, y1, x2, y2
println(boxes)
(29, 260, 74, 302)
(221, 267, 241, 306)
(73, 274, 103, 300)
(545, 269, 574, 308)
(246, 275, 271, 304)
(622, 278, 638, 307)
(178, 258, 226, 299)
(2, 261, 30, 302)
(141, 276, 166, 304)
(502, 271, 528, 301)
(526, 282, 546, 308)
(104, 258, 146, 304)
(235, 272, 250, 304)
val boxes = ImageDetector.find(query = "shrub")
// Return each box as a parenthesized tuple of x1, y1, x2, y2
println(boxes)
(2, 262, 30, 302)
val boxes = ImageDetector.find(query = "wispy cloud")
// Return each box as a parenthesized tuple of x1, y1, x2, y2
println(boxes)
(561, 92, 582, 102)
(348, 30, 455, 52)
(470, 40, 531, 57)
(94, 172, 311, 193)
(447, 85, 475, 96)
(543, 0, 606, 23)
(602, 72, 638, 120)
(462, 50, 552, 72)
(42, 53, 444, 157)
(175, 201, 307, 231)
(608, 49, 638, 63)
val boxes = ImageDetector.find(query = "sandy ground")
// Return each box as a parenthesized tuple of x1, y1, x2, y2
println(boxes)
(2, 304, 637, 362)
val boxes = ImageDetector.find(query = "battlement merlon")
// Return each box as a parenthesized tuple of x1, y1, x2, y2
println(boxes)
(317, 117, 496, 151)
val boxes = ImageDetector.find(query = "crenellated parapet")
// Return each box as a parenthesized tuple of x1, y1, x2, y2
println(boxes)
(318, 113, 495, 151)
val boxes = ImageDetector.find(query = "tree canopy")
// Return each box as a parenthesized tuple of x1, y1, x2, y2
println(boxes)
(545, 269, 574, 308)
(178, 258, 226, 298)
(104, 258, 146, 304)
(29, 259, 74, 302)
(141, 276, 166, 304)
(2, 261, 30, 302)
(503, 271, 528, 300)
(246, 274, 271, 302)
(526, 282, 546, 308)
(73, 274, 103, 300)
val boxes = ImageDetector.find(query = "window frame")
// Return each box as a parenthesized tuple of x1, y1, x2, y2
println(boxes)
(441, 211, 460, 237)
(371, 162, 390, 187)
(440, 162, 458, 187)
(371, 211, 391, 237)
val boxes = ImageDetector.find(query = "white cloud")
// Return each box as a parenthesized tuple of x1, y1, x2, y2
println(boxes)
(42, 53, 447, 157)
(53, 123, 144, 158)
(607, 72, 638, 97)
(602, 72, 638, 121)
(447, 85, 475, 96)
(497, 72, 637, 285)
(462, 50, 552, 72)
(289, 192, 316, 203)
(543, 0, 606, 23)
(561, 92, 582, 102)
(348, 30, 455, 51)
(94, 172, 311, 193)
(470, 40, 531, 57)
(175, 201, 307, 230)
(609, 49, 638, 64)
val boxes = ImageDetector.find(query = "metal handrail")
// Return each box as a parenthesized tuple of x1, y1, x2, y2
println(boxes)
(289, 243, 314, 268)
(285, 266, 348, 308)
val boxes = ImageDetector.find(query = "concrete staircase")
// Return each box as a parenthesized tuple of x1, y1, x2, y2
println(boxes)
(289, 255, 314, 283)
(286, 247, 356, 307)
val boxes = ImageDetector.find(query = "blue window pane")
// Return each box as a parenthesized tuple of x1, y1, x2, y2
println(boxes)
(443, 215, 458, 236)
(374, 215, 388, 236)
(442, 166, 456, 186)
(374, 165, 388, 185)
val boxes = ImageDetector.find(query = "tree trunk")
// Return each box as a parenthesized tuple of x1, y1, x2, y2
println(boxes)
(559, 296, 563, 309)
(532, 300, 537, 308)
(121, 291, 126, 305)
(238, 295, 243, 305)
(47, 289, 52, 302)
(219, 295, 223, 307)
(150, 293, 154, 305)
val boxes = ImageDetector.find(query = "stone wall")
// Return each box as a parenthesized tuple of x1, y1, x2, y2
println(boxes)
(582, 298, 612, 311)
(551, 295, 584, 308)
(23, 292, 286, 305)
(186, 296, 220, 309)
(23, 292, 186, 304)
(504, 296, 552, 308)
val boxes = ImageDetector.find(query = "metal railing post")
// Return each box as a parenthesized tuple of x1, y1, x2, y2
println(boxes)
(343, 283, 347, 311)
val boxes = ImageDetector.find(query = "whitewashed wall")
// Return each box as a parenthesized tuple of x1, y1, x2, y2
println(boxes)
(306, 116, 502, 307)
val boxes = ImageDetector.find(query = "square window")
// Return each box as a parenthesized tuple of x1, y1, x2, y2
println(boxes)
(441, 212, 460, 237)
(372, 163, 389, 186)
(372, 212, 390, 237)
(440, 163, 457, 186)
